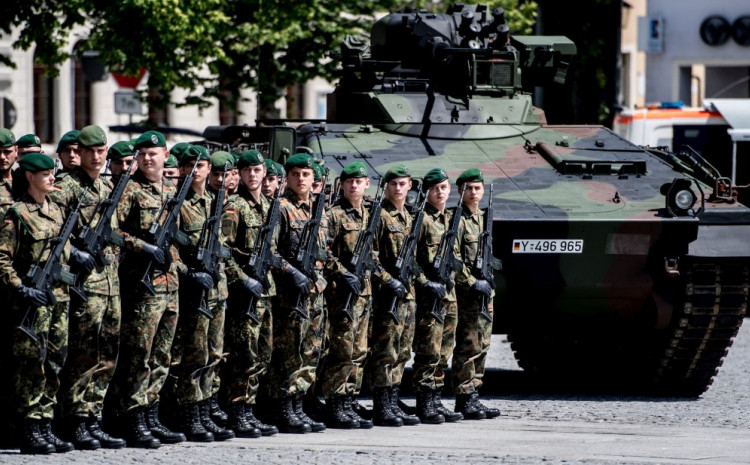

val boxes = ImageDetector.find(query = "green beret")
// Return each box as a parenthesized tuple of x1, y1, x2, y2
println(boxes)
(169, 142, 191, 160)
(57, 130, 80, 152)
(456, 168, 483, 185)
(0, 128, 15, 147)
(18, 152, 54, 172)
(340, 161, 368, 182)
(384, 164, 411, 183)
(237, 149, 265, 169)
(284, 153, 314, 172)
(165, 154, 179, 168)
(312, 162, 325, 182)
(231, 152, 240, 165)
(179, 145, 210, 165)
(107, 141, 135, 160)
(133, 130, 166, 150)
(79, 125, 108, 148)
(264, 158, 281, 177)
(210, 151, 235, 171)
(423, 168, 449, 190)
(17, 133, 41, 148)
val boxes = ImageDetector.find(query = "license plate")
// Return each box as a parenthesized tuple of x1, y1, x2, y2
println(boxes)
(512, 239, 584, 254)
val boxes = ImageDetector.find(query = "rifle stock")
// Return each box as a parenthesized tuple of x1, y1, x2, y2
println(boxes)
(290, 189, 327, 320)
(473, 184, 501, 322)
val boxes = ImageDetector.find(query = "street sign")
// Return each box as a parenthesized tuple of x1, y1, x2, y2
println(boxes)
(114, 91, 143, 115)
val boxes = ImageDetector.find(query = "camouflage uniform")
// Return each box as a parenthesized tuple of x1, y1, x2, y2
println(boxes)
(0, 176, 13, 217)
(0, 194, 71, 420)
(113, 171, 181, 413)
(49, 171, 121, 421)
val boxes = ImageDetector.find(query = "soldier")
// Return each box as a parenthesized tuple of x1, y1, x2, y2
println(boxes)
(16, 134, 43, 157)
(113, 130, 188, 448)
(164, 154, 180, 178)
(368, 165, 420, 427)
(107, 141, 136, 184)
(261, 158, 283, 198)
(169, 142, 191, 162)
(55, 130, 80, 178)
(208, 151, 234, 193)
(452, 169, 500, 420)
(169, 145, 234, 442)
(0, 153, 74, 454)
(50, 125, 127, 450)
(0, 128, 17, 217)
(412, 168, 463, 424)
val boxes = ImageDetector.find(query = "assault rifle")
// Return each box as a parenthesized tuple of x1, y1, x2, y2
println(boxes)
(245, 178, 287, 323)
(290, 189, 327, 319)
(427, 186, 465, 323)
(387, 185, 428, 324)
(17, 189, 88, 342)
(140, 163, 197, 295)
(192, 162, 232, 319)
(472, 184, 501, 322)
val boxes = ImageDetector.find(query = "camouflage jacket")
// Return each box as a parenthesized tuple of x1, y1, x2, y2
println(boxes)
(220, 187, 279, 297)
(116, 171, 182, 292)
(49, 170, 120, 296)
(179, 187, 228, 300)
(415, 202, 458, 302)
(455, 206, 483, 290)
(0, 194, 71, 302)
(0, 176, 13, 218)
(375, 198, 413, 298)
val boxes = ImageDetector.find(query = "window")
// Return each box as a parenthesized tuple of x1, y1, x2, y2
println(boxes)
(33, 63, 55, 143)
(72, 43, 93, 129)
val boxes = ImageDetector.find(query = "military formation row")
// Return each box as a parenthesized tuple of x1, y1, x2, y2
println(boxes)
(0, 125, 498, 455)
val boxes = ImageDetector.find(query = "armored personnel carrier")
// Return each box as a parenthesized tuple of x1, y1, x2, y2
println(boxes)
(202, 4, 750, 396)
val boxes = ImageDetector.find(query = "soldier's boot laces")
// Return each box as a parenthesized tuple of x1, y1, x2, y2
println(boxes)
(244, 405, 278, 436)
(69, 416, 101, 450)
(293, 396, 326, 432)
(432, 390, 463, 423)
(227, 402, 261, 438)
(146, 402, 186, 444)
(372, 388, 403, 427)
(416, 390, 445, 425)
(454, 393, 487, 420)
(345, 395, 373, 429)
(207, 394, 228, 427)
(126, 408, 160, 449)
(39, 419, 74, 453)
(180, 402, 213, 442)
(325, 396, 360, 429)
(199, 400, 234, 441)
(19, 419, 54, 455)
(390, 386, 420, 426)
(471, 391, 500, 419)
(86, 417, 126, 449)
(276, 397, 311, 434)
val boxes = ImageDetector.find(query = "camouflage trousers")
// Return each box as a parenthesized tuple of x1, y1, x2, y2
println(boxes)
(266, 294, 311, 399)
(170, 287, 226, 405)
(452, 293, 494, 394)
(320, 292, 371, 399)
(12, 300, 69, 420)
(59, 293, 120, 419)
(222, 295, 272, 405)
(296, 292, 327, 395)
(412, 294, 457, 393)
(369, 295, 416, 389)
(114, 290, 178, 412)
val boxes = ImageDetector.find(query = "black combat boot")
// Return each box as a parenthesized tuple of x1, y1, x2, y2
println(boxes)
(389, 386, 420, 426)
(68, 416, 102, 450)
(199, 400, 234, 441)
(125, 408, 161, 449)
(276, 397, 311, 434)
(415, 390, 444, 425)
(471, 391, 500, 419)
(432, 390, 463, 422)
(454, 393, 487, 420)
(227, 402, 261, 438)
(18, 419, 55, 455)
(245, 405, 278, 436)
(86, 417, 126, 449)
(372, 388, 403, 427)
(207, 394, 228, 427)
(180, 403, 213, 442)
(39, 419, 74, 453)
(345, 395, 373, 429)
(146, 402, 186, 444)
(293, 396, 326, 432)
(325, 396, 359, 429)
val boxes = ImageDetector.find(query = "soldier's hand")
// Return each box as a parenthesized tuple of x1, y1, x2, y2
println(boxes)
(286, 266, 311, 295)
(423, 280, 446, 299)
(141, 242, 165, 264)
(471, 279, 493, 297)
(70, 246, 96, 274)
(15, 284, 50, 307)
(184, 269, 214, 290)
(241, 276, 263, 298)
(385, 278, 406, 299)
(340, 271, 362, 296)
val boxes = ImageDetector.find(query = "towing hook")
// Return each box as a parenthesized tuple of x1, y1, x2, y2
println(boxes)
(665, 257, 680, 278)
